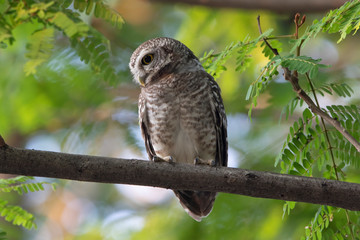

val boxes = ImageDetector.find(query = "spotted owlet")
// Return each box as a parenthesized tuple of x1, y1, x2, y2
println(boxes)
(129, 37, 227, 221)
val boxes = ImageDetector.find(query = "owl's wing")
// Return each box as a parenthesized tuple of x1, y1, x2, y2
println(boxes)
(138, 92, 156, 160)
(209, 76, 228, 167)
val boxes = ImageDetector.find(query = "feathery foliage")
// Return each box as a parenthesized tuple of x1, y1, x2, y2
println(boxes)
(0, 0, 123, 235)
(0, 176, 56, 195)
(281, 55, 329, 79)
(245, 54, 282, 118)
(315, 82, 354, 98)
(291, 0, 360, 51)
(71, 36, 117, 84)
(62, 0, 124, 29)
(0, 176, 55, 231)
(0, 199, 36, 230)
(200, 29, 273, 79)
(0, 0, 123, 84)
(24, 28, 55, 76)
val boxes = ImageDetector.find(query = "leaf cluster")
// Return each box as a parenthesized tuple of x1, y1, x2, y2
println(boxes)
(302, 206, 360, 240)
(246, 54, 328, 119)
(200, 29, 273, 79)
(291, 0, 360, 51)
(326, 105, 360, 166)
(62, 0, 124, 28)
(0, 176, 56, 232)
(0, 0, 123, 83)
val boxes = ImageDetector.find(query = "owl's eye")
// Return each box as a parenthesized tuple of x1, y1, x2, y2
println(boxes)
(141, 54, 154, 65)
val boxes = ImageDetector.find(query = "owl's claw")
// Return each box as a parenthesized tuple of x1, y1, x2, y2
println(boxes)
(209, 159, 216, 167)
(194, 157, 216, 166)
(153, 155, 175, 163)
(165, 156, 175, 163)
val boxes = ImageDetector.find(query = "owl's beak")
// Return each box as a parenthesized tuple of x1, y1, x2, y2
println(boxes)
(138, 76, 145, 87)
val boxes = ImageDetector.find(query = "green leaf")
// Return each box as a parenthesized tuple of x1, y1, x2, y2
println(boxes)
(0, 199, 36, 230)
(303, 108, 313, 121)
(281, 55, 328, 78)
(302, 159, 311, 169)
(24, 28, 54, 75)
(50, 12, 89, 37)
(292, 138, 303, 150)
(261, 38, 283, 59)
(289, 170, 301, 176)
(297, 132, 308, 145)
(282, 154, 291, 165)
(288, 142, 300, 155)
(93, 1, 124, 29)
(59, 0, 124, 29)
(245, 85, 253, 100)
(293, 162, 306, 174)
(72, 37, 118, 85)
(309, 66, 319, 79)
(284, 149, 295, 161)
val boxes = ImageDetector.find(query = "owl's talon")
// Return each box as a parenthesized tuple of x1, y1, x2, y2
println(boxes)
(167, 156, 175, 163)
(194, 157, 216, 166)
(153, 156, 175, 163)
(152, 156, 165, 162)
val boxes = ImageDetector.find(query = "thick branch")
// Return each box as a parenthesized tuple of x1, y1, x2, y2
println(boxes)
(1, 144, 360, 211)
(150, 0, 348, 13)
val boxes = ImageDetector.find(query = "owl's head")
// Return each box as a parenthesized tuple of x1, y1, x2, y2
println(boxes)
(129, 37, 201, 87)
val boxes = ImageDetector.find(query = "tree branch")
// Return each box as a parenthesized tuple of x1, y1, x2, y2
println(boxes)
(283, 69, 360, 152)
(150, 0, 348, 13)
(1, 142, 360, 211)
(256, 15, 360, 153)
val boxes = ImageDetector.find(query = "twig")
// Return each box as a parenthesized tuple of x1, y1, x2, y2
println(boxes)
(1, 145, 360, 211)
(266, 35, 295, 40)
(257, 16, 279, 56)
(294, 13, 306, 60)
(304, 73, 338, 178)
(294, 13, 306, 39)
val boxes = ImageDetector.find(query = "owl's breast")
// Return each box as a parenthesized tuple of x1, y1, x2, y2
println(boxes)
(143, 83, 181, 157)
(143, 72, 216, 164)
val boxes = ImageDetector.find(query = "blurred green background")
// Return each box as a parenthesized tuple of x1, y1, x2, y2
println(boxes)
(0, 0, 359, 239)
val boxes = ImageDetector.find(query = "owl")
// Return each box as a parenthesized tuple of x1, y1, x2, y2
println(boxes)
(129, 37, 227, 221)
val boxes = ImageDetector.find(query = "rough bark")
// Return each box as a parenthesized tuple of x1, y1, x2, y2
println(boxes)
(1, 143, 360, 211)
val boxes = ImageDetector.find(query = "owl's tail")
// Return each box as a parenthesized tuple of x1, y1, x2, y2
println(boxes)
(173, 190, 217, 222)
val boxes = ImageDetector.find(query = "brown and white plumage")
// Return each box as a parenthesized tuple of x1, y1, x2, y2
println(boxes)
(129, 37, 227, 221)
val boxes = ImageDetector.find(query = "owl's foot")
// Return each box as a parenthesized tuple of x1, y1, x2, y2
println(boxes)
(194, 157, 216, 166)
(153, 155, 175, 163)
